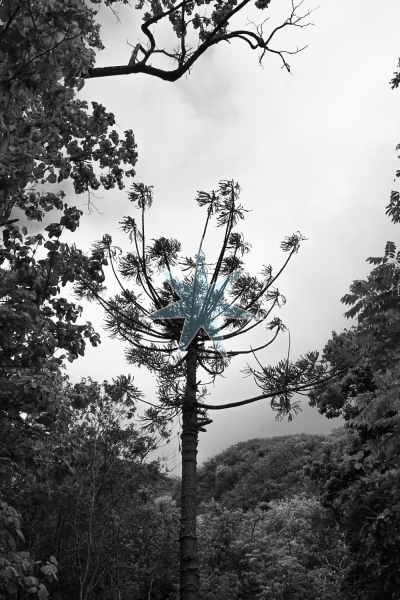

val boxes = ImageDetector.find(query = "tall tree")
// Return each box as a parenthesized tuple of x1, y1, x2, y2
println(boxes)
(77, 179, 336, 600)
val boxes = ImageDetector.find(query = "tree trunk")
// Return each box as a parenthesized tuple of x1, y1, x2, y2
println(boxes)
(180, 342, 199, 600)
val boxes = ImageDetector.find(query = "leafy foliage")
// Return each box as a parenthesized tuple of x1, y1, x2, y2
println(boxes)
(308, 328, 375, 421)
(307, 231, 400, 597)
(197, 494, 347, 600)
(0, 500, 58, 599)
(305, 428, 400, 600)
(2, 428, 356, 600)
(0, 0, 138, 224)
(195, 433, 335, 510)
(0, 379, 179, 600)
(0, 214, 108, 477)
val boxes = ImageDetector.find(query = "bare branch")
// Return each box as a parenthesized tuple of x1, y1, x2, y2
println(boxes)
(200, 374, 333, 411)
(87, 0, 316, 81)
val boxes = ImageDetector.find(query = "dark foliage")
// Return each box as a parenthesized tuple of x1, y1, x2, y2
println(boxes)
(195, 433, 340, 510)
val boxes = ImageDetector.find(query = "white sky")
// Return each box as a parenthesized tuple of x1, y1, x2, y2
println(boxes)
(59, 0, 400, 470)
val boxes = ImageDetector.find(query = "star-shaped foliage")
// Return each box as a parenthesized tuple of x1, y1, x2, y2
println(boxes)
(149, 251, 255, 355)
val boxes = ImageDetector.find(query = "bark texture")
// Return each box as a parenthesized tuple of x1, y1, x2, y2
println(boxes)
(180, 343, 199, 600)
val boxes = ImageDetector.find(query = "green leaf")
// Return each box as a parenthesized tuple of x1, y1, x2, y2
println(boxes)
(34, 61, 49, 73)
(384, 240, 396, 259)
(37, 584, 49, 600)
(24, 576, 39, 587)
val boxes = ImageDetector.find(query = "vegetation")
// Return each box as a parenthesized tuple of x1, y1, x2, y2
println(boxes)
(75, 178, 338, 599)
(0, 379, 180, 600)
(304, 162, 400, 598)
(1, 0, 319, 597)
(196, 433, 330, 509)
(0, 0, 316, 96)
(197, 493, 347, 600)
(1, 425, 353, 600)
(1, 0, 400, 598)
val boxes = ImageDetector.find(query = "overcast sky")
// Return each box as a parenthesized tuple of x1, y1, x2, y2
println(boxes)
(60, 0, 400, 470)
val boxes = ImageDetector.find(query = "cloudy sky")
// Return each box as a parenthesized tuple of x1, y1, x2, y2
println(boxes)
(62, 0, 400, 469)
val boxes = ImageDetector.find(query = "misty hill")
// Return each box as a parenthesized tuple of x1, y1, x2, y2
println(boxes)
(196, 430, 346, 510)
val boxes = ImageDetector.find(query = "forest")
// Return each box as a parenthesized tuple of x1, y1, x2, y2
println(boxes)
(1, 0, 400, 599)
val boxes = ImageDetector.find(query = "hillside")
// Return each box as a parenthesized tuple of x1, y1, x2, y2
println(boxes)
(196, 429, 348, 510)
